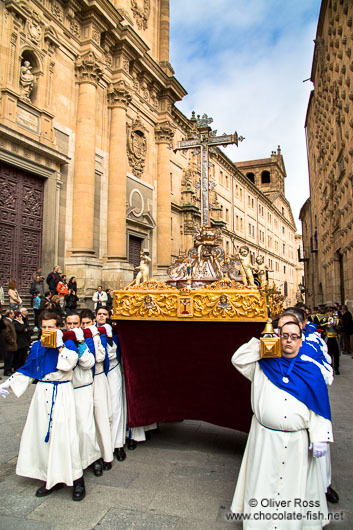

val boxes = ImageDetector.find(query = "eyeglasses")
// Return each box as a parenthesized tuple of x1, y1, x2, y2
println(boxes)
(280, 333, 300, 341)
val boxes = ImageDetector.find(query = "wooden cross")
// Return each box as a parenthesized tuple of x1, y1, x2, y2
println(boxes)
(174, 113, 243, 226)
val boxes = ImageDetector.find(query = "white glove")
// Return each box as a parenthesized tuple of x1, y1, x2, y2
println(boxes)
(87, 325, 99, 337)
(309, 442, 328, 458)
(0, 379, 11, 399)
(72, 328, 84, 342)
(103, 323, 113, 338)
(56, 329, 64, 349)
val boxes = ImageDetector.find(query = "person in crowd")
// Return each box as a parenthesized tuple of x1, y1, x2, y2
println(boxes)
(39, 292, 52, 314)
(13, 310, 30, 371)
(32, 268, 44, 282)
(0, 279, 5, 312)
(30, 274, 44, 299)
(321, 307, 341, 375)
(1, 309, 17, 376)
(50, 295, 64, 318)
(0, 312, 85, 501)
(68, 277, 78, 294)
(92, 286, 108, 311)
(64, 313, 102, 476)
(80, 308, 114, 470)
(8, 280, 22, 311)
(230, 318, 333, 527)
(32, 290, 42, 331)
(341, 305, 353, 356)
(96, 306, 126, 462)
(64, 289, 79, 315)
(56, 275, 69, 307)
(46, 265, 61, 296)
(106, 289, 113, 311)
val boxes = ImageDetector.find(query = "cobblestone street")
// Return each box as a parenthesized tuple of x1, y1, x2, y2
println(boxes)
(0, 355, 352, 530)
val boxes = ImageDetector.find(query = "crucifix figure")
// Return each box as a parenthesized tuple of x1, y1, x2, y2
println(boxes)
(174, 112, 244, 226)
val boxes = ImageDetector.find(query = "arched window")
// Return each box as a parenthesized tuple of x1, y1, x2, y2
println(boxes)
(261, 171, 271, 184)
(246, 172, 255, 183)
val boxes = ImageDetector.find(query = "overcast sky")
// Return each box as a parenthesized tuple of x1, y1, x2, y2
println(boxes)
(169, 0, 322, 232)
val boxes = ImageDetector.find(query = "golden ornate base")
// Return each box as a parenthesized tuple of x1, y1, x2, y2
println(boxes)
(112, 279, 269, 322)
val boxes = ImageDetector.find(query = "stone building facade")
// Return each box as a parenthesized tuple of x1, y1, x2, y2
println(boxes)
(0, 0, 301, 304)
(300, 0, 353, 308)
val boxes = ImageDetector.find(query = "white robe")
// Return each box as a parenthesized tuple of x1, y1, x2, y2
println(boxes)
(92, 335, 113, 463)
(72, 347, 101, 469)
(231, 338, 333, 529)
(106, 341, 125, 449)
(9, 346, 83, 490)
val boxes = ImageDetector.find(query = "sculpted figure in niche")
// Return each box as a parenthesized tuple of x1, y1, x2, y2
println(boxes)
(135, 250, 151, 285)
(20, 60, 34, 99)
(236, 246, 256, 287)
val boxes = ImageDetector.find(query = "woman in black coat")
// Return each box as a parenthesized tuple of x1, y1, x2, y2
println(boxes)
(13, 311, 30, 371)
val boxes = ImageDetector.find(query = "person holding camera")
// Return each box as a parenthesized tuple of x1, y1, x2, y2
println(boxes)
(64, 289, 79, 315)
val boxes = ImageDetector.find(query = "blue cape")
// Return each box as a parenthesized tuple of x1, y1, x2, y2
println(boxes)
(99, 334, 112, 374)
(305, 322, 317, 335)
(17, 341, 59, 380)
(112, 334, 122, 364)
(85, 336, 109, 375)
(259, 341, 331, 420)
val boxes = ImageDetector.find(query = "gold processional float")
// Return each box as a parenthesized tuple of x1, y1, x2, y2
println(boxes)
(111, 113, 284, 432)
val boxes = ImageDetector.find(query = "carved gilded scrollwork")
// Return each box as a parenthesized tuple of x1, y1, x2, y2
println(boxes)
(113, 284, 267, 322)
(130, 0, 150, 30)
(127, 114, 147, 177)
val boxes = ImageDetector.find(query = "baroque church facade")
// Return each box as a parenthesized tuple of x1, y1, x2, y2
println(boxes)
(300, 0, 353, 308)
(0, 0, 301, 304)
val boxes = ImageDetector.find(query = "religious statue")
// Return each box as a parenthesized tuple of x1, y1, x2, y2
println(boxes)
(20, 60, 34, 100)
(236, 246, 256, 287)
(253, 255, 272, 289)
(135, 250, 151, 285)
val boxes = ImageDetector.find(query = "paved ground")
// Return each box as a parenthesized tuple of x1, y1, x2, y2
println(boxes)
(0, 355, 352, 530)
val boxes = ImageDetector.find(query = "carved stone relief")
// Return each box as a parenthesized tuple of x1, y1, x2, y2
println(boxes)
(127, 114, 148, 178)
(130, 0, 150, 30)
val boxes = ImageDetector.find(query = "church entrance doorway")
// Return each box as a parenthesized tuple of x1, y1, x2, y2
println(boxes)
(128, 235, 143, 278)
(0, 162, 44, 291)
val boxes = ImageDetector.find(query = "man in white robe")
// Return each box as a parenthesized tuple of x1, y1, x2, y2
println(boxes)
(80, 308, 114, 469)
(0, 312, 85, 501)
(231, 321, 333, 529)
(64, 313, 102, 475)
(96, 307, 126, 462)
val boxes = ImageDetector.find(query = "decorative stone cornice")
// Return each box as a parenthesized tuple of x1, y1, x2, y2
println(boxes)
(155, 120, 175, 144)
(107, 80, 132, 109)
(75, 52, 103, 86)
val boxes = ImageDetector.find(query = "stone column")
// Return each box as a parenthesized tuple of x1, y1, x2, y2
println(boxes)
(155, 121, 175, 269)
(159, 0, 170, 63)
(72, 52, 102, 255)
(107, 80, 132, 260)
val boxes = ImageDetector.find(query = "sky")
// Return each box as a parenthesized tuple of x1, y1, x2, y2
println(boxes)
(169, 0, 322, 232)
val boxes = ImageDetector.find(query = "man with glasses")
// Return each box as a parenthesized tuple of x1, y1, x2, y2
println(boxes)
(230, 317, 333, 527)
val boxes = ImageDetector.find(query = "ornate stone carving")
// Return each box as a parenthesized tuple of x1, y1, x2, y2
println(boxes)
(75, 52, 103, 85)
(155, 120, 175, 143)
(50, 0, 64, 22)
(20, 60, 34, 100)
(130, 0, 150, 30)
(127, 114, 147, 177)
(107, 80, 132, 108)
(70, 18, 80, 38)
(27, 17, 42, 44)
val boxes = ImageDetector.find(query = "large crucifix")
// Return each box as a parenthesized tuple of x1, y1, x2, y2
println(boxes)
(174, 112, 244, 226)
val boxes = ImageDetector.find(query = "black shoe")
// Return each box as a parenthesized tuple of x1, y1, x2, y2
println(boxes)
(145, 431, 151, 441)
(92, 459, 103, 477)
(127, 439, 137, 450)
(326, 485, 339, 504)
(35, 483, 64, 497)
(115, 448, 126, 462)
(102, 461, 112, 470)
(335, 369, 340, 375)
(72, 477, 85, 501)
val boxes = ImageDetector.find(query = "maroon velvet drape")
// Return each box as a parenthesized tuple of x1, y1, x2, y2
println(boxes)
(117, 320, 264, 433)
